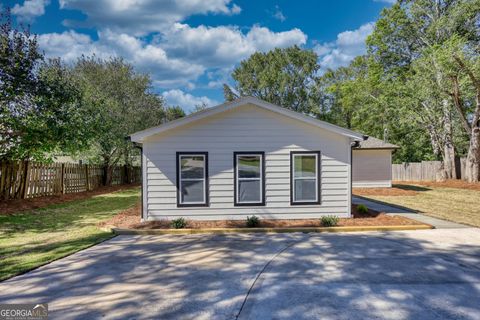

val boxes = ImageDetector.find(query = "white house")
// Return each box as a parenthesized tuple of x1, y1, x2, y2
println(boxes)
(130, 97, 367, 221)
(352, 137, 399, 188)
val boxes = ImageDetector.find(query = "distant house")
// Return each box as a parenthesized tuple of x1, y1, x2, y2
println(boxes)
(352, 137, 399, 188)
(130, 97, 392, 221)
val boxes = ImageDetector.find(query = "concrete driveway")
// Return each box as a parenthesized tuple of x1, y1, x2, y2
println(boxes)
(1, 229, 480, 320)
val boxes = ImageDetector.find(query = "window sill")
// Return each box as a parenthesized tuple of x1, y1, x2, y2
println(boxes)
(177, 203, 209, 208)
(290, 201, 321, 206)
(234, 202, 265, 207)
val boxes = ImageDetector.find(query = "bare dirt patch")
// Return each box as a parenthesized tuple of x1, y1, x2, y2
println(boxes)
(99, 204, 425, 230)
(394, 179, 480, 191)
(1, 184, 140, 215)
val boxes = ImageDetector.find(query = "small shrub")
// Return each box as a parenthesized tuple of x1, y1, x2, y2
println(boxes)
(357, 204, 369, 215)
(246, 215, 260, 228)
(321, 215, 339, 227)
(170, 218, 187, 229)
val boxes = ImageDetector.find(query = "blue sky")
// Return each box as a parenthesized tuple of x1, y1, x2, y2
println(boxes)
(5, 0, 394, 112)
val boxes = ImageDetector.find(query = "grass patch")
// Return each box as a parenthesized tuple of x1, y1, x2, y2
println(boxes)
(0, 188, 140, 281)
(363, 185, 480, 227)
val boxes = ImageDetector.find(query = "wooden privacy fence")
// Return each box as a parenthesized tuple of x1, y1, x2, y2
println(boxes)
(0, 161, 141, 200)
(392, 158, 467, 181)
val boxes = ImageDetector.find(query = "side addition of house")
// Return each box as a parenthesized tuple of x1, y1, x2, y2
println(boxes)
(352, 137, 399, 188)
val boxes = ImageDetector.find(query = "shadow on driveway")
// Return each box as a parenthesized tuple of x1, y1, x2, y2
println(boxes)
(0, 229, 479, 320)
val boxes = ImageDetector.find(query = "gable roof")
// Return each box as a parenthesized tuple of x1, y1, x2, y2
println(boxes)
(130, 96, 365, 143)
(356, 136, 399, 150)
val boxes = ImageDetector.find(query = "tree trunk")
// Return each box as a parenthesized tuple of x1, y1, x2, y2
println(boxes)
(452, 54, 480, 182)
(426, 124, 442, 157)
(441, 100, 456, 180)
(102, 157, 113, 186)
(465, 129, 480, 182)
(465, 96, 480, 182)
(103, 165, 113, 186)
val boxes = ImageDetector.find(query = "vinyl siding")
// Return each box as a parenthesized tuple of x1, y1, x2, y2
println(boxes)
(143, 103, 352, 220)
(352, 149, 392, 188)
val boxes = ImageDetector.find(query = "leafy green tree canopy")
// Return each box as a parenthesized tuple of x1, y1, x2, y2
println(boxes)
(227, 46, 320, 114)
(72, 56, 184, 184)
(0, 9, 89, 160)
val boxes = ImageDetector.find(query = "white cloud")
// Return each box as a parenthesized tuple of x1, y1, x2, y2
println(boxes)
(59, 0, 242, 36)
(206, 67, 234, 89)
(35, 0, 307, 91)
(272, 5, 286, 22)
(38, 24, 307, 89)
(373, 0, 396, 3)
(161, 24, 307, 68)
(246, 26, 306, 52)
(314, 22, 374, 70)
(12, 0, 50, 22)
(162, 89, 219, 112)
(230, 4, 242, 14)
(37, 30, 205, 87)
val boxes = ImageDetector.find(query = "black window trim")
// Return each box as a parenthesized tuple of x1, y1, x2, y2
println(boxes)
(176, 152, 209, 207)
(290, 151, 321, 205)
(233, 151, 266, 207)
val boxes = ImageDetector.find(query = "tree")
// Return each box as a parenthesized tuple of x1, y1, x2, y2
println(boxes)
(164, 105, 186, 120)
(366, 0, 478, 178)
(191, 103, 208, 114)
(317, 56, 372, 129)
(227, 46, 320, 114)
(72, 56, 180, 185)
(317, 56, 435, 163)
(223, 84, 238, 102)
(0, 8, 88, 160)
(433, 36, 480, 182)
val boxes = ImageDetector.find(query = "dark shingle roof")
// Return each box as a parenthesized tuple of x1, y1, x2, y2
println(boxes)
(356, 136, 399, 149)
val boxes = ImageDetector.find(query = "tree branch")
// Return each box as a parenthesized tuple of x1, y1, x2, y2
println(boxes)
(453, 54, 480, 88)
(449, 75, 471, 135)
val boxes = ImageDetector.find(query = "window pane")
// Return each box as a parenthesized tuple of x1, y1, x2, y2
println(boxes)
(294, 179, 317, 202)
(181, 180, 204, 203)
(294, 155, 316, 178)
(181, 156, 204, 179)
(238, 180, 261, 202)
(238, 156, 261, 178)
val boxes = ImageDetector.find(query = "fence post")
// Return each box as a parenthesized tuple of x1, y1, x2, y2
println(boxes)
(85, 164, 89, 191)
(61, 163, 65, 194)
(22, 161, 30, 199)
(124, 164, 130, 184)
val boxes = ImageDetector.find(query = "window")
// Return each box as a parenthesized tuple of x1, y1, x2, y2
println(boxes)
(291, 151, 320, 205)
(234, 152, 265, 206)
(177, 152, 208, 207)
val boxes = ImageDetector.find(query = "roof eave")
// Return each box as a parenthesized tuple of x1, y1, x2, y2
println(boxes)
(354, 147, 400, 150)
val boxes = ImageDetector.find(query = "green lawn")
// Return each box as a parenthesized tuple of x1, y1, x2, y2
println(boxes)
(364, 184, 480, 228)
(0, 188, 140, 281)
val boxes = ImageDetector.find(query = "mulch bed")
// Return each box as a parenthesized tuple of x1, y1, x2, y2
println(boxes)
(353, 179, 480, 197)
(394, 179, 480, 191)
(0, 184, 140, 215)
(99, 204, 424, 230)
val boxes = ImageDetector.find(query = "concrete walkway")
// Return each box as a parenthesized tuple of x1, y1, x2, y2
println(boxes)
(1, 230, 480, 319)
(352, 196, 469, 229)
